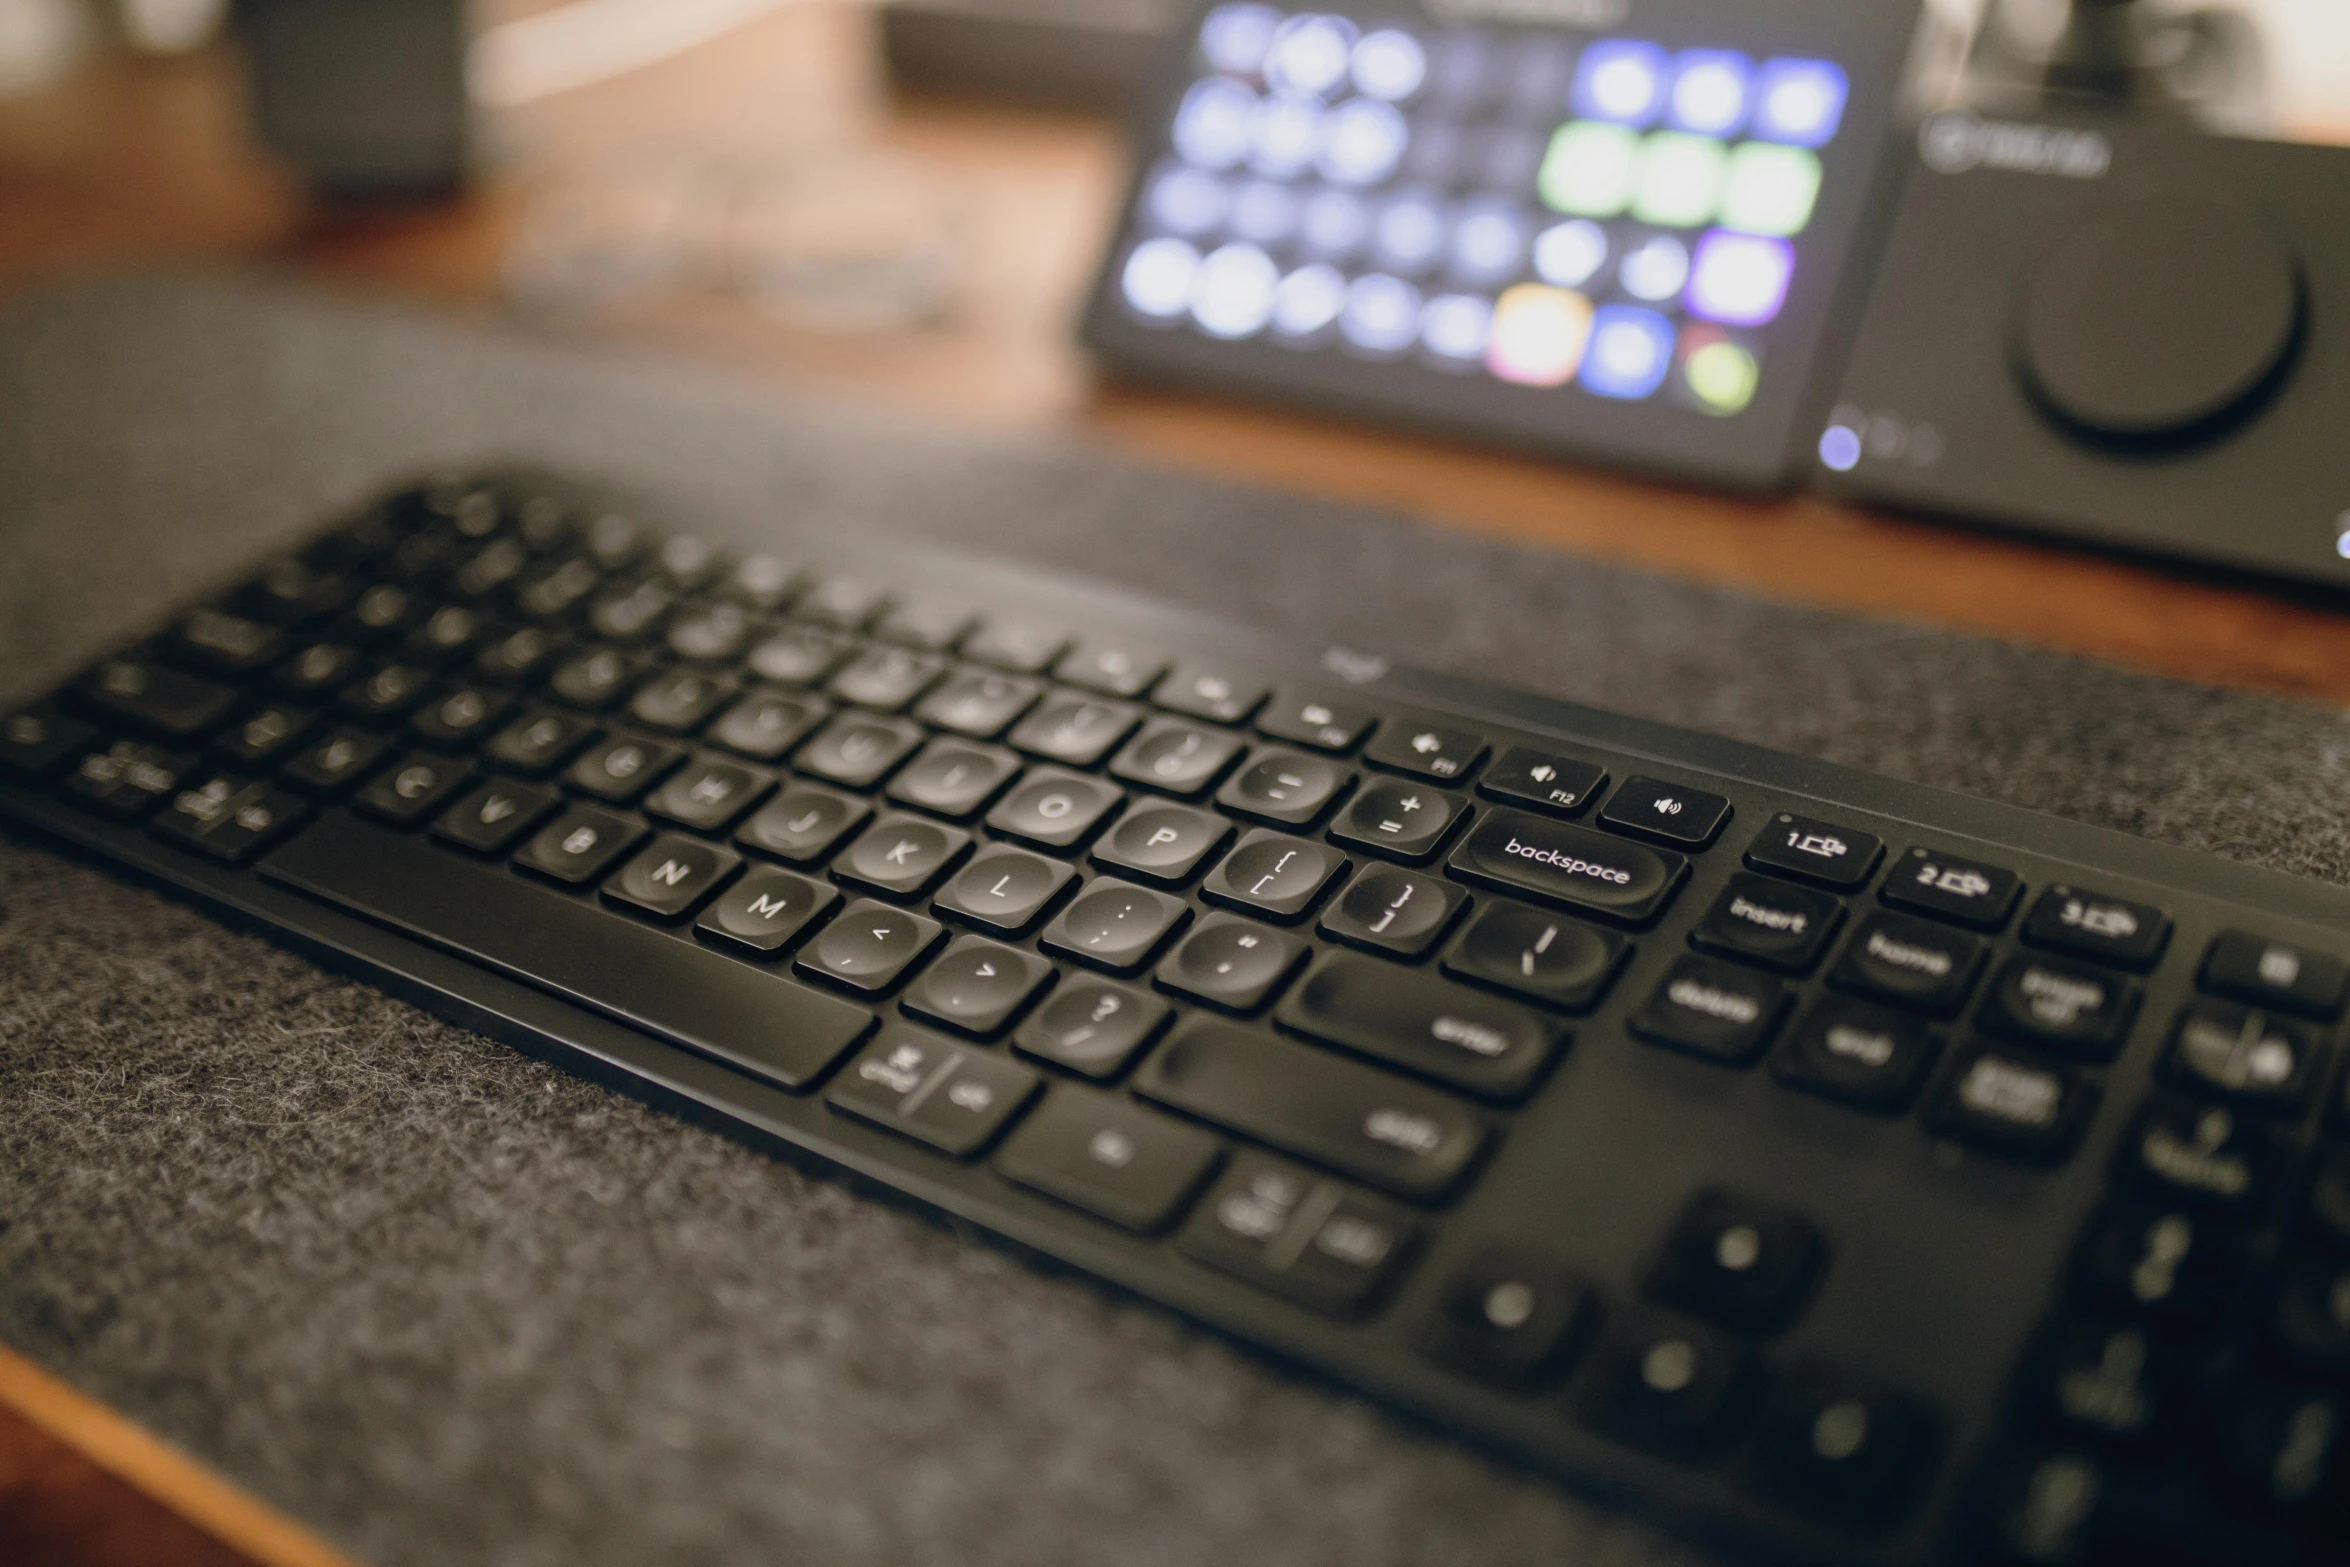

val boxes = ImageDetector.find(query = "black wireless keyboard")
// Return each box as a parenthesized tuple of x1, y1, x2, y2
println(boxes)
(3, 472, 2345, 1567)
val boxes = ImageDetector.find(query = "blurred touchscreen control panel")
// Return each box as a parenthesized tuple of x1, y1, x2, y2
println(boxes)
(1083, 0, 1927, 490)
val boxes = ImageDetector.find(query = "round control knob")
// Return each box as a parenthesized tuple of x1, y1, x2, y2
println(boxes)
(2011, 194, 2303, 443)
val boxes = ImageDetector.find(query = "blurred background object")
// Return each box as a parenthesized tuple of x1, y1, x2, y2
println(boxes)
(242, 0, 468, 196)
(0, 0, 92, 97)
(879, 0, 1181, 111)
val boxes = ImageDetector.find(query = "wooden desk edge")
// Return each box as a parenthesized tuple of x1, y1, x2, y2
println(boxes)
(0, 1344, 357, 1567)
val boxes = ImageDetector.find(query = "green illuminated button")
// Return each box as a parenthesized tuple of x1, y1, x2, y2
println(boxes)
(1539, 121, 1640, 218)
(1721, 143, 1822, 238)
(1633, 132, 1728, 228)
(1685, 334, 1760, 415)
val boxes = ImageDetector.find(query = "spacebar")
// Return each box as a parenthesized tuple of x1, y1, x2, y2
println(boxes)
(261, 814, 875, 1091)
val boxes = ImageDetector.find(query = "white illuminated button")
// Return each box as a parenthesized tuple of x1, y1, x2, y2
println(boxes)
(1174, 78, 1257, 170)
(1351, 28, 1428, 102)
(1122, 237, 1201, 319)
(1190, 242, 1280, 338)
(1318, 96, 1408, 186)
(1272, 262, 1349, 337)
(1147, 165, 1228, 237)
(1341, 273, 1423, 353)
(1668, 50, 1751, 136)
(1448, 199, 1526, 287)
(1372, 191, 1447, 275)
(1619, 233, 1690, 302)
(1266, 14, 1358, 99)
(1249, 94, 1325, 179)
(1199, 3, 1280, 76)
(1532, 218, 1609, 289)
(1228, 180, 1299, 245)
(1420, 293, 1494, 361)
(1299, 188, 1371, 260)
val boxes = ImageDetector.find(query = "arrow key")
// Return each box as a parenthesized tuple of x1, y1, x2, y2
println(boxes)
(904, 935, 1055, 1036)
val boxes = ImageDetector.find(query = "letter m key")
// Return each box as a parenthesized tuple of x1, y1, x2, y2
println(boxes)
(745, 892, 790, 920)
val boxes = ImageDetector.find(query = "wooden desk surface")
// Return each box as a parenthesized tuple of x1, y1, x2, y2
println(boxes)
(1, 10, 2345, 1566)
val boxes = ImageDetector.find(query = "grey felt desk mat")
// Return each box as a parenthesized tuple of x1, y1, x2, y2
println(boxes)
(2, 273, 2346, 1567)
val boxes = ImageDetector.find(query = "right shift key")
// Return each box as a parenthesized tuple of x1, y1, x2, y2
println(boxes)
(1449, 808, 1687, 927)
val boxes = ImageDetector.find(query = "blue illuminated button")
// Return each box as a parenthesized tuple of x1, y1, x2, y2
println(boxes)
(1174, 78, 1257, 170)
(1571, 39, 1668, 126)
(1122, 238, 1201, 319)
(1342, 274, 1423, 354)
(1667, 50, 1752, 136)
(1199, 3, 1279, 76)
(1581, 306, 1675, 400)
(1753, 58, 1848, 147)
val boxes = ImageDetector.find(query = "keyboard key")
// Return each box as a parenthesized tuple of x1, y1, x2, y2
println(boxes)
(76, 657, 239, 739)
(645, 755, 773, 834)
(1014, 980, 1170, 1079)
(1156, 915, 1309, 1013)
(873, 598, 974, 652)
(708, 688, 828, 761)
(602, 834, 741, 921)
(628, 667, 735, 732)
(2201, 929, 2348, 1020)
(1278, 953, 1562, 1101)
(1577, 1308, 1755, 1459)
(336, 662, 434, 726)
(886, 739, 1021, 821)
(1365, 721, 1485, 783)
(903, 936, 1054, 1036)
(450, 539, 529, 600)
(1316, 866, 1468, 958)
(430, 780, 560, 855)
(1441, 903, 1627, 1012)
(1690, 873, 1843, 973)
(0, 704, 96, 782)
(1135, 1018, 1489, 1202)
(60, 740, 196, 819)
(2122, 1095, 2270, 1210)
(1090, 800, 1232, 886)
(1742, 812, 1884, 891)
(353, 750, 473, 827)
(270, 641, 363, 700)
(1829, 912, 1985, 1015)
(150, 775, 309, 864)
(1040, 878, 1192, 973)
(2027, 1317, 2173, 1445)
(339, 583, 416, 642)
(1056, 642, 1164, 699)
(279, 727, 392, 796)
(960, 619, 1067, 675)
(1769, 999, 1940, 1113)
(474, 625, 566, 685)
(589, 577, 675, 641)
(1330, 778, 1470, 863)
(835, 814, 972, 900)
(171, 608, 284, 675)
(407, 685, 512, 750)
(1215, 748, 1352, 827)
(1478, 748, 1606, 816)
(996, 1088, 1221, 1233)
(402, 603, 488, 664)
(2165, 1001, 2322, 1109)
(235, 557, 352, 625)
(986, 768, 1124, 851)
(1446, 808, 1684, 925)
(1155, 665, 1266, 724)
(1257, 693, 1375, 754)
(694, 867, 838, 957)
(746, 623, 853, 686)
(1880, 845, 2023, 930)
(515, 558, 603, 622)
(652, 534, 721, 589)
(796, 899, 946, 994)
(826, 1029, 1040, 1157)
(569, 732, 685, 805)
(1007, 693, 1141, 768)
(513, 804, 645, 885)
(1976, 955, 2142, 1060)
(828, 645, 945, 711)
(1177, 1153, 1418, 1316)
(1411, 1246, 1596, 1388)
(2023, 885, 2172, 971)
(1600, 777, 1732, 849)
(794, 712, 924, 789)
(665, 600, 754, 663)
(1202, 830, 1348, 921)
(2219, 1380, 2345, 1510)
(1925, 1044, 2096, 1163)
(914, 669, 1041, 739)
(2076, 1201, 2237, 1325)
(1109, 718, 1246, 798)
(735, 785, 868, 868)
(546, 646, 645, 711)
(209, 703, 316, 769)
(934, 844, 1076, 936)
(2272, 1253, 2350, 1378)
(1630, 956, 1788, 1065)
(1744, 1368, 1942, 1530)
(1647, 1189, 1827, 1333)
